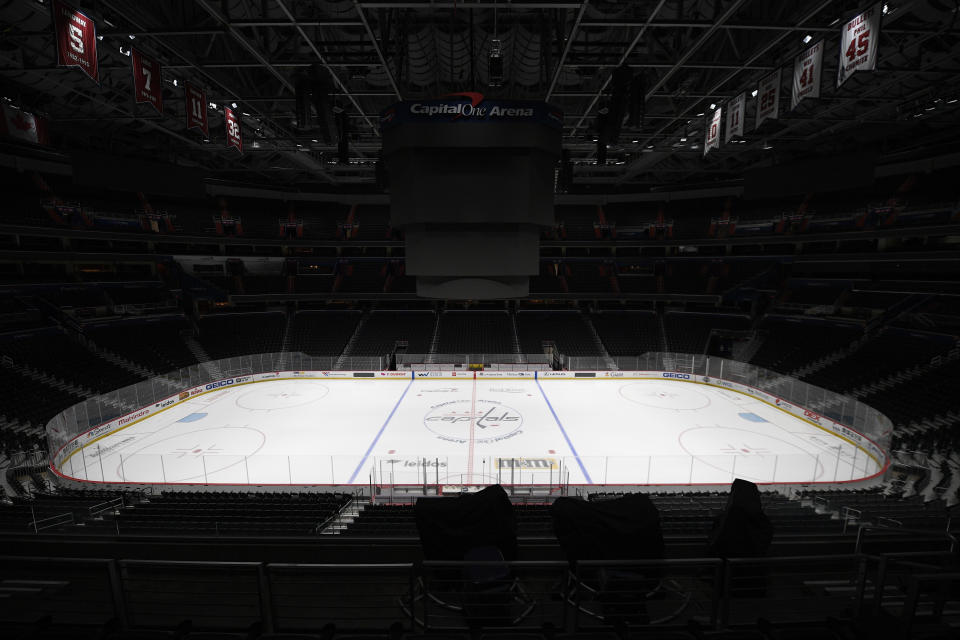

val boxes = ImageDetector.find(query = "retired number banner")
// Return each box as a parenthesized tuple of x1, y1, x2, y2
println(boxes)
(725, 92, 745, 142)
(704, 106, 721, 156)
(52, 0, 99, 83)
(837, 3, 882, 87)
(224, 107, 242, 153)
(756, 69, 780, 128)
(131, 49, 163, 113)
(792, 41, 823, 108)
(185, 83, 209, 136)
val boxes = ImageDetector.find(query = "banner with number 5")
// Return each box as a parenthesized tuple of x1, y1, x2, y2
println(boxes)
(185, 83, 209, 136)
(837, 3, 882, 87)
(224, 107, 242, 153)
(131, 49, 162, 114)
(52, 0, 99, 83)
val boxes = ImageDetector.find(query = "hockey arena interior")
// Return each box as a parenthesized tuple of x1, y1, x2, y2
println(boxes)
(1, 0, 960, 638)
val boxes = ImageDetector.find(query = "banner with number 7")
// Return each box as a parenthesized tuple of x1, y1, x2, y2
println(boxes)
(837, 3, 882, 87)
(131, 48, 162, 114)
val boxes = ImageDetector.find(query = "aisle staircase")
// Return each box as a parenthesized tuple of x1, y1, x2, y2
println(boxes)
(508, 310, 522, 362)
(184, 336, 222, 380)
(318, 498, 366, 535)
(850, 342, 960, 398)
(581, 310, 616, 369)
(337, 311, 369, 368)
(276, 310, 296, 370)
(425, 311, 442, 364)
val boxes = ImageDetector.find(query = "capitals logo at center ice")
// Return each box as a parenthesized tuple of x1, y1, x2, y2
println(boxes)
(423, 399, 523, 444)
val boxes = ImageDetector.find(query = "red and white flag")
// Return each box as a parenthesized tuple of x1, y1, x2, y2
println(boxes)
(704, 106, 722, 156)
(131, 48, 162, 113)
(224, 107, 242, 153)
(838, 3, 882, 87)
(1, 105, 49, 145)
(185, 82, 209, 136)
(756, 69, 781, 128)
(52, 0, 99, 83)
(725, 92, 745, 143)
(792, 41, 823, 108)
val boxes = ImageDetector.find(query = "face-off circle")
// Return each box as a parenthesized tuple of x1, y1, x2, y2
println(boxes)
(119, 426, 266, 483)
(235, 381, 329, 410)
(618, 382, 711, 410)
(678, 426, 823, 482)
(423, 399, 523, 444)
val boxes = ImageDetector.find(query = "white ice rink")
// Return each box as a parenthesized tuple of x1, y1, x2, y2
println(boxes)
(56, 376, 884, 487)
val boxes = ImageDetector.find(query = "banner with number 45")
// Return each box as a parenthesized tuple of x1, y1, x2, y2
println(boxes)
(837, 3, 882, 87)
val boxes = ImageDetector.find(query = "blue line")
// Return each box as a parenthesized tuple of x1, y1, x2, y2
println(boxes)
(535, 378, 593, 484)
(348, 378, 414, 483)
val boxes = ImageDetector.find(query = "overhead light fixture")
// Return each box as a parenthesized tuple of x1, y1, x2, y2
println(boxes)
(209, 102, 217, 109)
(802, 34, 812, 44)
(751, 89, 758, 97)
(128, 34, 136, 40)
(311, 138, 318, 143)
(680, 137, 687, 142)
(231, 102, 237, 109)
(488, 39, 504, 87)
(172, 78, 178, 87)
(96, 35, 103, 41)
(883, 4, 889, 14)
(762, 141, 773, 150)
(709, 103, 716, 110)
(696, 112, 705, 117)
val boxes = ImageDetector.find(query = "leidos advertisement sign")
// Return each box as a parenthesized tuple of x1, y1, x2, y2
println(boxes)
(381, 92, 562, 130)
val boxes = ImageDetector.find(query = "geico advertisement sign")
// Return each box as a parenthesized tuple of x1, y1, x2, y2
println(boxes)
(205, 379, 234, 390)
(662, 372, 692, 380)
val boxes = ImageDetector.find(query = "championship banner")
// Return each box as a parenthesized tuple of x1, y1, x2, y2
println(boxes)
(704, 106, 721, 156)
(838, 3, 882, 87)
(52, 0, 99, 83)
(725, 92, 744, 142)
(792, 41, 823, 108)
(756, 69, 781, 128)
(131, 48, 162, 113)
(185, 82, 209, 136)
(224, 107, 242, 152)
(0, 105, 49, 145)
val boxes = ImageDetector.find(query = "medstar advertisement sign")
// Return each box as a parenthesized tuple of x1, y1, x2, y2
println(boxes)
(380, 92, 562, 131)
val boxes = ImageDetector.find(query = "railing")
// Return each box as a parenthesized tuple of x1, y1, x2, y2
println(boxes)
(29, 510, 74, 533)
(2, 554, 957, 633)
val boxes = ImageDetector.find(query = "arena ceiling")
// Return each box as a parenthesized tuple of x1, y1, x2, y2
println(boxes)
(0, 0, 958, 192)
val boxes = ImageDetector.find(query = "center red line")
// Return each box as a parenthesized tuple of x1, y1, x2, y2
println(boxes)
(467, 374, 477, 484)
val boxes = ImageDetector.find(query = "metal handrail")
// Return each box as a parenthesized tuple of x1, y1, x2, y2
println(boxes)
(855, 524, 957, 554)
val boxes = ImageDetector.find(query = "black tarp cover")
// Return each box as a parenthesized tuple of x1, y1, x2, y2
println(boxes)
(550, 494, 665, 562)
(707, 478, 774, 558)
(414, 484, 518, 561)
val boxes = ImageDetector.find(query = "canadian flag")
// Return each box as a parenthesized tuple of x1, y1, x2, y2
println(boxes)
(1, 105, 49, 145)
